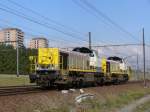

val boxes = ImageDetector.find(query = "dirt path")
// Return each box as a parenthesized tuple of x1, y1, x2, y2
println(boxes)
(118, 94, 150, 112)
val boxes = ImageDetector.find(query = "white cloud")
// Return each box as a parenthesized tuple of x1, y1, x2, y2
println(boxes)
(94, 45, 150, 71)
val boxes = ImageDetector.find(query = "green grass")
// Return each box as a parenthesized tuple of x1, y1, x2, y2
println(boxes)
(134, 101, 150, 112)
(75, 88, 150, 112)
(104, 90, 146, 108)
(44, 88, 150, 112)
(0, 74, 33, 86)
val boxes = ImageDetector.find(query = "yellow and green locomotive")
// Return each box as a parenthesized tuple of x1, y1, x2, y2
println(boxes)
(29, 47, 130, 87)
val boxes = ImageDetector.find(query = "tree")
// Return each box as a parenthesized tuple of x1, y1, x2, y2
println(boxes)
(0, 44, 37, 75)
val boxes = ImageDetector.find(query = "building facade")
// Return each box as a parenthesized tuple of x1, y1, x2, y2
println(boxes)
(0, 28, 24, 48)
(29, 37, 48, 49)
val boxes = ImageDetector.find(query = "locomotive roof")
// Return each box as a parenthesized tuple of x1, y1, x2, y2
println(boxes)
(72, 47, 93, 53)
(107, 56, 122, 61)
(60, 49, 89, 56)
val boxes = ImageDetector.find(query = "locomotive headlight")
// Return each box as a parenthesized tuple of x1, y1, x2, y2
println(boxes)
(50, 64, 54, 70)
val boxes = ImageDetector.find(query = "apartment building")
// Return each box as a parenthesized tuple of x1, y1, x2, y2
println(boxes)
(0, 28, 24, 48)
(29, 37, 48, 49)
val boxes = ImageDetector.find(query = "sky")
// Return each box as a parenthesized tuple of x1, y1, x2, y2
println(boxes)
(0, 0, 149, 70)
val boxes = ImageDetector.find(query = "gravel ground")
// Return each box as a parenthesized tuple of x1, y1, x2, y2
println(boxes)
(0, 81, 149, 112)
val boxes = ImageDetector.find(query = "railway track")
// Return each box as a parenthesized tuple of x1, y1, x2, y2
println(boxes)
(128, 80, 150, 85)
(0, 85, 42, 96)
(0, 80, 148, 96)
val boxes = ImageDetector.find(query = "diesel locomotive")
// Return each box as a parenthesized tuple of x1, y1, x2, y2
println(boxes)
(29, 47, 130, 87)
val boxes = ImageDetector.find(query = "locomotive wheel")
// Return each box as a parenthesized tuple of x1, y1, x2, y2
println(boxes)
(99, 78, 104, 86)
(76, 81, 80, 88)
(57, 84, 62, 90)
(57, 84, 69, 90)
(113, 78, 118, 85)
(79, 79, 84, 88)
(95, 78, 104, 86)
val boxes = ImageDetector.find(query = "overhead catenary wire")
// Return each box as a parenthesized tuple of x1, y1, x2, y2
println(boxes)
(72, 0, 121, 44)
(6, 0, 109, 45)
(0, 23, 84, 48)
(61, 43, 142, 49)
(0, 1, 148, 55)
(97, 47, 135, 58)
(1, 1, 117, 46)
(61, 42, 149, 60)
(61, 43, 145, 60)
(6, 0, 88, 37)
(72, 1, 133, 44)
(73, 0, 146, 62)
(0, 3, 88, 43)
(73, 0, 140, 42)
(80, 0, 140, 42)
(0, 19, 84, 46)
(6, 0, 105, 45)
